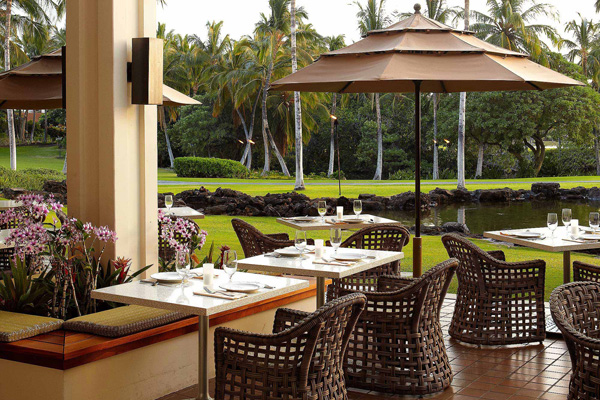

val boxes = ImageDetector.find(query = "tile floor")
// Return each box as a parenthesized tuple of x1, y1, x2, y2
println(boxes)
(158, 296, 572, 400)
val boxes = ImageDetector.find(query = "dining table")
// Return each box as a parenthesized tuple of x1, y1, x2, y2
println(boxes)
(237, 246, 405, 308)
(160, 206, 205, 220)
(276, 214, 398, 232)
(0, 200, 22, 210)
(0, 229, 13, 250)
(92, 272, 308, 400)
(484, 226, 600, 284)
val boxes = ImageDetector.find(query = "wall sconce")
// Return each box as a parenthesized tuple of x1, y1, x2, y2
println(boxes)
(129, 37, 163, 105)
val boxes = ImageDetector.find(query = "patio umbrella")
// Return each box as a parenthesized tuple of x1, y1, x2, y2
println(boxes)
(270, 4, 583, 276)
(0, 49, 200, 109)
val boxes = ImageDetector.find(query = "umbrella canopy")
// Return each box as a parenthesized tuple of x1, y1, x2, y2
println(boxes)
(270, 4, 583, 276)
(0, 49, 200, 109)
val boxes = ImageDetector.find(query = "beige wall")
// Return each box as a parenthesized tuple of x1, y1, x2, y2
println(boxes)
(66, 0, 158, 274)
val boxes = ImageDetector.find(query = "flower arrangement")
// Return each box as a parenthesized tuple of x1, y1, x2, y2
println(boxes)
(0, 194, 146, 319)
(158, 209, 208, 268)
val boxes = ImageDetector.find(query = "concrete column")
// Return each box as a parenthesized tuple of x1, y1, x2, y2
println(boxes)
(66, 0, 158, 274)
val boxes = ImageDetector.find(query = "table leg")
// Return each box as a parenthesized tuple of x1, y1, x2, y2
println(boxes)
(197, 315, 212, 400)
(563, 251, 571, 284)
(316, 277, 326, 308)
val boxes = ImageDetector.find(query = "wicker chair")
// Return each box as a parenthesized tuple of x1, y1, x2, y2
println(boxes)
(214, 293, 367, 400)
(338, 259, 457, 396)
(232, 218, 313, 258)
(326, 224, 410, 300)
(442, 233, 546, 345)
(551, 282, 600, 400)
(573, 261, 600, 282)
(158, 217, 200, 263)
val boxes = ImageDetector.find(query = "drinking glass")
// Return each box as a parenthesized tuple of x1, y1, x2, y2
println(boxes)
(547, 213, 558, 237)
(330, 228, 342, 254)
(295, 230, 307, 255)
(318, 201, 327, 222)
(353, 200, 363, 218)
(562, 208, 572, 231)
(590, 212, 600, 233)
(175, 251, 190, 287)
(165, 195, 174, 215)
(222, 250, 238, 282)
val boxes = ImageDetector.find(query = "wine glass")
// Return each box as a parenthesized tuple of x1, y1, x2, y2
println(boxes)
(562, 209, 572, 232)
(547, 213, 558, 238)
(353, 200, 363, 218)
(165, 195, 174, 215)
(295, 230, 307, 255)
(590, 212, 600, 233)
(318, 201, 327, 222)
(175, 251, 190, 287)
(330, 228, 342, 254)
(222, 250, 238, 282)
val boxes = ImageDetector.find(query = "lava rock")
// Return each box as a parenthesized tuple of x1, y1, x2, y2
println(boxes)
(478, 189, 512, 202)
(442, 222, 471, 234)
(532, 182, 560, 199)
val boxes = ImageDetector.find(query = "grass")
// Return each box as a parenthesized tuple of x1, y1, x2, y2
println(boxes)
(198, 215, 600, 300)
(0, 144, 65, 171)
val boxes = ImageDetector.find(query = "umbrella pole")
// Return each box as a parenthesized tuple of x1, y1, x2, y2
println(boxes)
(413, 81, 422, 277)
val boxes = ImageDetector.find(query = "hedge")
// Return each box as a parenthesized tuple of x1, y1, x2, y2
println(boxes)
(0, 167, 65, 191)
(173, 157, 248, 179)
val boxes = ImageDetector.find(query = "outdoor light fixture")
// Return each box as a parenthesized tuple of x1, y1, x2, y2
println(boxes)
(238, 140, 244, 144)
(130, 37, 164, 105)
(248, 139, 256, 145)
(443, 138, 451, 144)
(330, 114, 337, 120)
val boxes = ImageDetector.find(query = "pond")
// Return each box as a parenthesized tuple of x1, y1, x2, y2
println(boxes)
(377, 200, 600, 235)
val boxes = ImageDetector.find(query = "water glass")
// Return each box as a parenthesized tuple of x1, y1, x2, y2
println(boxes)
(165, 195, 174, 214)
(222, 250, 238, 281)
(353, 200, 363, 218)
(330, 228, 342, 253)
(590, 212, 600, 232)
(562, 208, 572, 229)
(175, 251, 190, 287)
(547, 213, 558, 237)
(318, 201, 327, 222)
(295, 230, 307, 255)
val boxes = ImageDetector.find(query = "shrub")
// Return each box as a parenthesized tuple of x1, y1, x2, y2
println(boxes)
(174, 157, 248, 179)
(0, 167, 65, 191)
(540, 146, 596, 177)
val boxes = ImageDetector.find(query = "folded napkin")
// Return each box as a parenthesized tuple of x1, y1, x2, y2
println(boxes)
(193, 291, 248, 300)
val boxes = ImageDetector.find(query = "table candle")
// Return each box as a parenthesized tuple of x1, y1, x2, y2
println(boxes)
(203, 263, 214, 285)
(571, 219, 579, 236)
(315, 239, 324, 258)
(336, 206, 344, 220)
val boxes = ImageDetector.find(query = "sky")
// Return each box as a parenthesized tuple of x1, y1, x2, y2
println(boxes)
(157, 0, 597, 48)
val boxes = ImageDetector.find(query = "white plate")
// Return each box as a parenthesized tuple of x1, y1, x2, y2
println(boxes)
(579, 234, 600, 241)
(341, 218, 364, 224)
(220, 281, 264, 293)
(514, 231, 542, 239)
(332, 252, 366, 262)
(150, 272, 183, 283)
(274, 248, 304, 257)
(189, 268, 222, 277)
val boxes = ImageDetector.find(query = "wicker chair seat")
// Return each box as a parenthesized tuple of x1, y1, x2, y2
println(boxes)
(442, 233, 546, 345)
(341, 259, 457, 396)
(232, 218, 313, 258)
(214, 293, 366, 400)
(574, 261, 600, 282)
(551, 282, 600, 400)
(326, 224, 410, 300)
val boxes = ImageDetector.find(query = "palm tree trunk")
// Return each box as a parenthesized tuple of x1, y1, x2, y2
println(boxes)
(245, 88, 261, 170)
(432, 93, 439, 180)
(20, 110, 28, 141)
(159, 106, 175, 169)
(43, 110, 48, 143)
(373, 93, 383, 180)
(30, 110, 36, 142)
(236, 108, 251, 167)
(475, 142, 484, 178)
(4, 0, 16, 170)
(595, 127, 599, 175)
(291, 0, 304, 190)
(457, 0, 469, 189)
(62, 151, 67, 174)
(328, 93, 337, 176)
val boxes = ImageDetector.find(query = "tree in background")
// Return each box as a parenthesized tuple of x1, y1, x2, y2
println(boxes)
(290, 0, 304, 190)
(457, 0, 469, 187)
(324, 35, 346, 177)
(354, 0, 390, 180)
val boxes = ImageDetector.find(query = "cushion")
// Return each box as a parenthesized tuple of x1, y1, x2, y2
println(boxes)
(0, 311, 63, 342)
(63, 305, 188, 337)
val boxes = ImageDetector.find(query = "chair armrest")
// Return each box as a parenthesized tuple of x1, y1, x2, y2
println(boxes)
(273, 308, 312, 333)
(377, 275, 414, 291)
(574, 261, 600, 282)
(484, 259, 546, 292)
(487, 250, 506, 261)
(266, 233, 289, 241)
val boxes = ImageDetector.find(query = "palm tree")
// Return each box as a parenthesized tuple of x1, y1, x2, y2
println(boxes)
(324, 35, 345, 177)
(2, 0, 55, 170)
(354, 0, 390, 180)
(290, 0, 305, 190)
(559, 15, 600, 79)
(457, 0, 469, 188)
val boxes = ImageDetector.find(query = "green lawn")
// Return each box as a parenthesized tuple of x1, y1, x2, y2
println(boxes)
(0, 145, 65, 171)
(198, 215, 599, 300)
